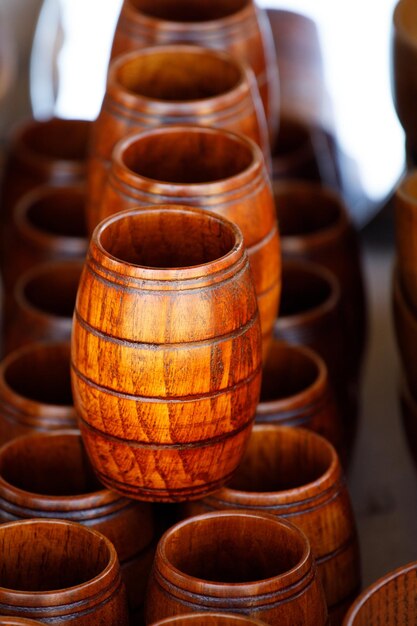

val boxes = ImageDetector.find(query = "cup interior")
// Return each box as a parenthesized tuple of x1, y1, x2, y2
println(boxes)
(229, 426, 332, 492)
(25, 189, 87, 238)
(260, 343, 319, 402)
(21, 263, 81, 318)
(0, 521, 109, 591)
(99, 209, 237, 269)
(280, 264, 333, 316)
(272, 116, 311, 159)
(0, 433, 101, 497)
(276, 186, 341, 237)
(3, 344, 73, 406)
(21, 119, 90, 162)
(130, 0, 248, 22)
(164, 514, 304, 583)
(117, 50, 242, 101)
(121, 129, 253, 184)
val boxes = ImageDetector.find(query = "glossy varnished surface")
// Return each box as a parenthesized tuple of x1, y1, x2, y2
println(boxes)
(151, 614, 268, 625)
(72, 206, 262, 501)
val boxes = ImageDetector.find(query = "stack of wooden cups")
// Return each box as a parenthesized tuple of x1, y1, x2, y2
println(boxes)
(0, 2, 366, 625)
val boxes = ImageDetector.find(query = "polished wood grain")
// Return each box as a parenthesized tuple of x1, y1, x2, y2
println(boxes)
(256, 340, 345, 460)
(0, 519, 129, 624)
(110, 0, 280, 140)
(185, 426, 360, 624)
(343, 561, 417, 624)
(274, 259, 357, 455)
(275, 181, 367, 375)
(1, 119, 90, 222)
(97, 126, 280, 356)
(395, 170, 417, 311)
(89, 45, 269, 221)
(151, 614, 268, 625)
(0, 342, 76, 444)
(392, 0, 417, 156)
(2, 184, 87, 290)
(0, 618, 43, 625)
(72, 206, 262, 502)
(146, 510, 328, 625)
(5, 261, 82, 354)
(393, 267, 417, 395)
(0, 430, 154, 613)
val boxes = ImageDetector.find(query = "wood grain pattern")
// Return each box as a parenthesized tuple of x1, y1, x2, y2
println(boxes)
(395, 170, 417, 312)
(2, 184, 88, 291)
(275, 181, 367, 375)
(0, 519, 129, 624)
(0, 618, 43, 625)
(110, 0, 280, 140)
(184, 426, 360, 625)
(5, 261, 82, 354)
(0, 342, 76, 444)
(71, 206, 262, 502)
(89, 45, 269, 222)
(96, 126, 280, 356)
(1, 119, 90, 223)
(151, 614, 268, 625)
(0, 430, 154, 613)
(343, 561, 417, 625)
(146, 510, 328, 625)
(256, 340, 345, 460)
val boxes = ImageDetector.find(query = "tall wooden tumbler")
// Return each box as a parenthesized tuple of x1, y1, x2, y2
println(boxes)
(71, 206, 262, 502)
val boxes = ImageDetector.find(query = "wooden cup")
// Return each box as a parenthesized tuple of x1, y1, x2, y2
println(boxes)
(0, 430, 155, 614)
(256, 340, 345, 459)
(0, 519, 129, 624)
(72, 206, 262, 502)
(0, 619, 43, 625)
(146, 510, 328, 625)
(97, 125, 280, 357)
(275, 181, 367, 375)
(0, 342, 76, 445)
(343, 561, 417, 624)
(5, 260, 82, 354)
(89, 45, 269, 220)
(1, 118, 90, 222)
(185, 425, 360, 624)
(395, 170, 417, 312)
(150, 615, 268, 625)
(110, 0, 280, 140)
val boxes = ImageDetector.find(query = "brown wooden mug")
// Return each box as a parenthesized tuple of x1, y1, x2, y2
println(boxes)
(72, 206, 262, 502)
(395, 170, 417, 312)
(151, 615, 268, 625)
(146, 510, 328, 625)
(256, 339, 345, 460)
(343, 561, 417, 625)
(1, 118, 90, 223)
(2, 184, 87, 291)
(0, 430, 155, 614)
(89, 45, 269, 221)
(110, 0, 280, 140)
(0, 618, 43, 625)
(5, 260, 82, 354)
(97, 125, 280, 356)
(0, 519, 129, 624)
(0, 342, 76, 445)
(275, 181, 367, 375)
(184, 425, 360, 624)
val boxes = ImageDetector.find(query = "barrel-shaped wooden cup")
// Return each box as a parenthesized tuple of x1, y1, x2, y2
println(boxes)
(395, 170, 417, 312)
(2, 184, 87, 290)
(0, 430, 155, 613)
(146, 510, 328, 625)
(1, 118, 90, 223)
(256, 340, 345, 459)
(185, 426, 359, 624)
(343, 561, 417, 625)
(110, 0, 280, 140)
(151, 615, 268, 625)
(72, 206, 262, 502)
(5, 261, 82, 354)
(275, 181, 367, 375)
(0, 519, 129, 624)
(97, 126, 280, 357)
(0, 342, 76, 445)
(89, 45, 269, 222)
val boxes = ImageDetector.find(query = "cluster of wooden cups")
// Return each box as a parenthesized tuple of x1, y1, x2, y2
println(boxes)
(0, 1, 371, 624)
